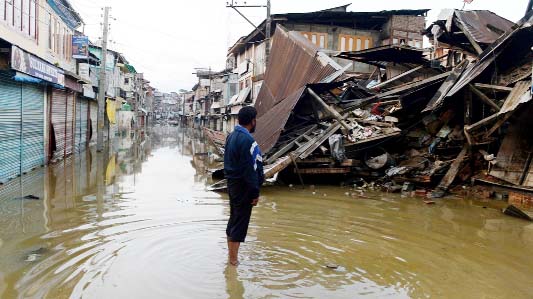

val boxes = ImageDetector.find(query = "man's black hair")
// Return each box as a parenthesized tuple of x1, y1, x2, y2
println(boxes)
(238, 106, 257, 126)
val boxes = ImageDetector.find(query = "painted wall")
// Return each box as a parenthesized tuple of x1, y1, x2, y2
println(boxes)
(0, 1, 78, 73)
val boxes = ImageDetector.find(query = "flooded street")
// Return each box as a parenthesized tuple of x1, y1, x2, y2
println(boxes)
(0, 127, 532, 299)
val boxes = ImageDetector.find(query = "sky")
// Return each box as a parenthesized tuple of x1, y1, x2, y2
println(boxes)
(68, 0, 528, 92)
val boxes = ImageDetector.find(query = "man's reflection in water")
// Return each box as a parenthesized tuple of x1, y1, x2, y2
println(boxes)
(224, 264, 245, 299)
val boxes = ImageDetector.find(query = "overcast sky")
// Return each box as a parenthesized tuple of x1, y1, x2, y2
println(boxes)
(68, 0, 527, 92)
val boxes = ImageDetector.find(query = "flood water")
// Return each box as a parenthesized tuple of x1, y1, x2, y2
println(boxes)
(1, 127, 532, 299)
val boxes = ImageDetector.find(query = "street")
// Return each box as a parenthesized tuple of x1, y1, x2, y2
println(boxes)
(0, 127, 532, 298)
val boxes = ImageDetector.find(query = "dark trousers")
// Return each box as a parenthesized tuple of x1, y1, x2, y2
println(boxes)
(226, 179, 253, 242)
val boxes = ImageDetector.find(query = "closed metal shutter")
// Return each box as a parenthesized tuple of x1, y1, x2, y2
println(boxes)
(51, 88, 67, 162)
(65, 92, 75, 157)
(21, 84, 45, 173)
(75, 98, 89, 152)
(0, 73, 22, 183)
(89, 101, 97, 145)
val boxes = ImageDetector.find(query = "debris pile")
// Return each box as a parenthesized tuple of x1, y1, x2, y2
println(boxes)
(208, 10, 533, 214)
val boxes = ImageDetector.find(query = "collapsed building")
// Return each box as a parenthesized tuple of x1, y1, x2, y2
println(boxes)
(207, 10, 533, 217)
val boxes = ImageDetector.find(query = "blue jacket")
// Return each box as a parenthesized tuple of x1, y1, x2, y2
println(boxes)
(224, 125, 264, 199)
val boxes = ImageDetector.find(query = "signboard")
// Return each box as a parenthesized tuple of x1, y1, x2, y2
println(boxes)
(11, 46, 65, 86)
(78, 63, 90, 82)
(72, 35, 89, 59)
(47, 0, 80, 29)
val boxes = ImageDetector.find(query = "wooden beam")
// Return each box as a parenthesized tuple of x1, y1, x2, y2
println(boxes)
(348, 131, 401, 146)
(265, 125, 317, 164)
(376, 72, 451, 99)
(455, 21, 484, 55)
(474, 83, 513, 92)
(469, 84, 501, 112)
(343, 72, 452, 113)
(308, 88, 351, 131)
(434, 145, 469, 195)
(298, 123, 342, 160)
(423, 60, 469, 112)
(370, 65, 425, 90)
(291, 155, 305, 187)
(483, 113, 513, 139)
(351, 118, 394, 127)
(464, 113, 499, 133)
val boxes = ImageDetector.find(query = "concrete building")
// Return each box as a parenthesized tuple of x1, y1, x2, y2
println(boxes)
(226, 5, 428, 105)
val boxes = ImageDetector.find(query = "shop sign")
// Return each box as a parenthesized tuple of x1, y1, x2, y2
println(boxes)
(11, 45, 65, 86)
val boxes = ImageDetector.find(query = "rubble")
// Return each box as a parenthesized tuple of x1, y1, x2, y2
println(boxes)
(207, 9, 533, 213)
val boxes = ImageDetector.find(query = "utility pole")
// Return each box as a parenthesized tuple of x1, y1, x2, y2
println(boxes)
(526, 0, 533, 16)
(265, 0, 271, 65)
(97, 6, 110, 152)
(226, 0, 271, 64)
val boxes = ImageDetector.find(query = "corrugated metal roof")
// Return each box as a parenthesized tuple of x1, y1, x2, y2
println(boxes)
(446, 12, 533, 98)
(454, 10, 515, 44)
(253, 25, 340, 154)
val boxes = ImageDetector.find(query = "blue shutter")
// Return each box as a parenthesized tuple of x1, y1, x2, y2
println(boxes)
(21, 84, 45, 174)
(75, 98, 89, 152)
(0, 73, 22, 183)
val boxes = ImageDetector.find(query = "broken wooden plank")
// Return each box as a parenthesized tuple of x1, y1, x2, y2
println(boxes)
(291, 155, 305, 187)
(370, 65, 425, 90)
(464, 113, 499, 133)
(343, 71, 452, 113)
(376, 71, 451, 100)
(432, 145, 469, 197)
(308, 88, 351, 131)
(264, 155, 293, 179)
(469, 84, 501, 111)
(483, 113, 513, 139)
(474, 83, 513, 92)
(348, 131, 401, 146)
(351, 118, 394, 127)
(455, 21, 484, 55)
(265, 125, 317, 164)
(423, 60, 469, 112)
(298, 123, 342, 160)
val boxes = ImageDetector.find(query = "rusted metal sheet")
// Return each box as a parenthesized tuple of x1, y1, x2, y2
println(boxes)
(446, 13, 533, 98)
(253, 25, 340, 154)
(498, 81, 531, 114)
(254, 87, 306, 154)
(490, 105, 533, 186)
(423, 60, 469, 112)
(255, 26, 339, 117)
(336, 45, 428, 66)
(454, 10, 515, 45)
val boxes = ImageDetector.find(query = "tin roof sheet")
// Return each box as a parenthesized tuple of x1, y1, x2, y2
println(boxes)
(253, 25, 340, 154)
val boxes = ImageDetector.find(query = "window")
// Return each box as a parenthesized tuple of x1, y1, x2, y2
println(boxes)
(29, 0, 35, 37)
(339, 34, 373, 51)
(47, 13, 52, 49)
(319, 35, 325, 48)
(5, 0, 13, 25)
(14, 0, 21, 30)
(300, 32, 328, 48)
(22, 0, 29, 34)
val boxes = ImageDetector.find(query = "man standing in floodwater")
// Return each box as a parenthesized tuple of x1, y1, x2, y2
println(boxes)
(224, 106, 264, 266)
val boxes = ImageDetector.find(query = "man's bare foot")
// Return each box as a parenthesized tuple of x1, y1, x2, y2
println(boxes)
(229, 260, 240, 266)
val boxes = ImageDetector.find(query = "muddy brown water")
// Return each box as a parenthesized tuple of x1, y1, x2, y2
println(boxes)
(0, 127, 532, 299)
